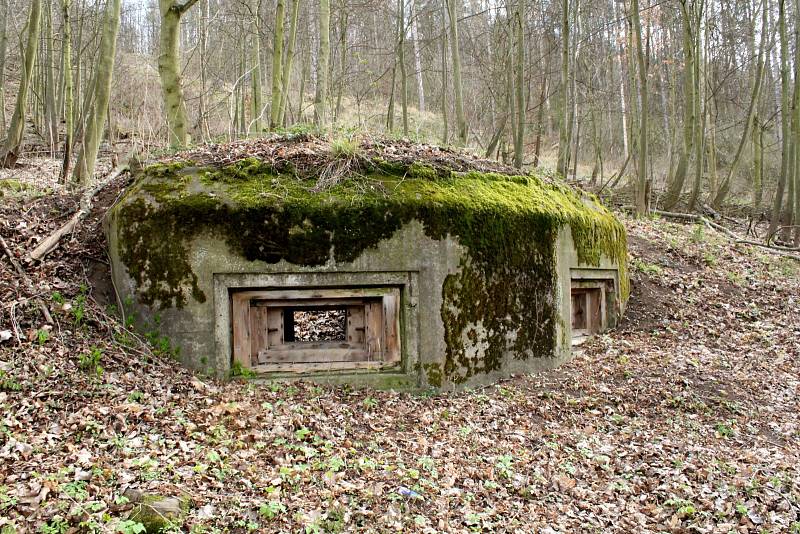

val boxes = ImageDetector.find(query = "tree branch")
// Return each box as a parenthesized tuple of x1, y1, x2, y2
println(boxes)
(175, 0, 200, 15)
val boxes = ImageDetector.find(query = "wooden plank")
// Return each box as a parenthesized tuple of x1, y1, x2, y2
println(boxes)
(382, 289, 401, 363)
(346, 305, 365, 345)
(269, 341, 356, 350)
(257, 348, 372, 363)
(588, 289, 602, 333)
(231, 292, 252, 369)
(266, 308, 284, 348)
(251, 360, 397, 374)
(250, 306, 269, 365)
(365, 301, 383, 360)
(571, 290, 587, 331)
(234, 287, 394, 301)
(252, 298, 367, 308)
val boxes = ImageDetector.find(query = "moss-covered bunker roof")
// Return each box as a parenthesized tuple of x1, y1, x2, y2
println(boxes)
(131, 136, 625, 263)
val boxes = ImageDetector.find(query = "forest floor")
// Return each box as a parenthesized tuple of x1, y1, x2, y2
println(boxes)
(0, 156, 799, 533)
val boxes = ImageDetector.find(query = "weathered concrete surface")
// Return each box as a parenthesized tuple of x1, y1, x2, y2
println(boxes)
(106, 154, 628, 390)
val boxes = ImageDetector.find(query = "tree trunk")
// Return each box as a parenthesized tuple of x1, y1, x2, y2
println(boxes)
(251, 15, 264, 134)
(270, 0, 285, 130)
(556, 0, 570, 177)
(298, 19, 311, 121)
(398, 0, 408, 136)
(711, 0, 768, 209)
(611, 0, 628, 159)
(752, 117, 763, 209)
(662, 1, 696, 210)
(0, 0, 7, 131)
(72, 0, 121, 185)
(768, 0, 791, 237)
(158, 0, 199, 148)
(278, 0, 300, 126)
(533, 74, 546, 167)
(0, 0, 41, 167)
(410, 0, 424, 113)
(792, 0, 800, 244)
(314, 0, 330, 125)
(630, 0, 649, 216)
(445, 0, 466, 145)
(44, 1, 59, 156)
(386, 56, 397, 131)
(688, 4, 707, 212)
(60, 0, 74, 181)
(512, 0, 525, 169)
(197, 0, 209, 141)
(440, 0, 448, 144)
(334, 10, 347, 123)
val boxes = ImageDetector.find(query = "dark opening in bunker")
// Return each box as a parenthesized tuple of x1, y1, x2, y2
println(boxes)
(284, 308, 347, 342)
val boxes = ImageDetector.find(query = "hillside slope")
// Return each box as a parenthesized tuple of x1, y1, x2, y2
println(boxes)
(1, 168, 798, 532)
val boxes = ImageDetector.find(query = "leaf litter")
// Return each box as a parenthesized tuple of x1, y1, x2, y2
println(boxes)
(0, 160, 798, 532)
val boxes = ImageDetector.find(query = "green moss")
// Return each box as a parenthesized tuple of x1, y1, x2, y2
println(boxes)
(114, 157, 628, 383)
(205, 157, 277, 182)
(0, 178, 45, 198)
(423, 363, 443, 388)
(407, 162, 439, 180)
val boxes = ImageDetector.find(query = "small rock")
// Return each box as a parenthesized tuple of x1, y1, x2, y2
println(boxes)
(125, 490, 189, 534)
(74, 469, 93, 482)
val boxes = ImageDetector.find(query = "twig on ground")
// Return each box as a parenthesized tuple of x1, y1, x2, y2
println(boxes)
(28, 166, 129, 262)
(0, 236, 54, 324)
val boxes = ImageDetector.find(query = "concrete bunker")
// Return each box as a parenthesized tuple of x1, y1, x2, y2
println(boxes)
(106, 137, 628, 389)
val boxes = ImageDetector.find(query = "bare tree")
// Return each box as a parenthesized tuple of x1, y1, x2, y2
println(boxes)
(72, 0, 122, 184)
(158, 0, 201, 147)
(0, 0, 42, 167)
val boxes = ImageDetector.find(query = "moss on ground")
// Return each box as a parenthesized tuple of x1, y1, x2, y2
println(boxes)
(113, 154, 627, 384)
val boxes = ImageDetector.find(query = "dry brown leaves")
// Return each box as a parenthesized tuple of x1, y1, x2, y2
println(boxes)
(162, 133, 532, 185)
(0, 159, 798, 533)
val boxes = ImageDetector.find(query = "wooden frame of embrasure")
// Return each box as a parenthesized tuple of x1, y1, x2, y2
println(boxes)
(569, 269, 619, 342)
(231, 287, 402, 373)
(219, 271, 419, 378)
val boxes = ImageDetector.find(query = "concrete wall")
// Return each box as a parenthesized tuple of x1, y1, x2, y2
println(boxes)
(108, 215, 625, 390)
